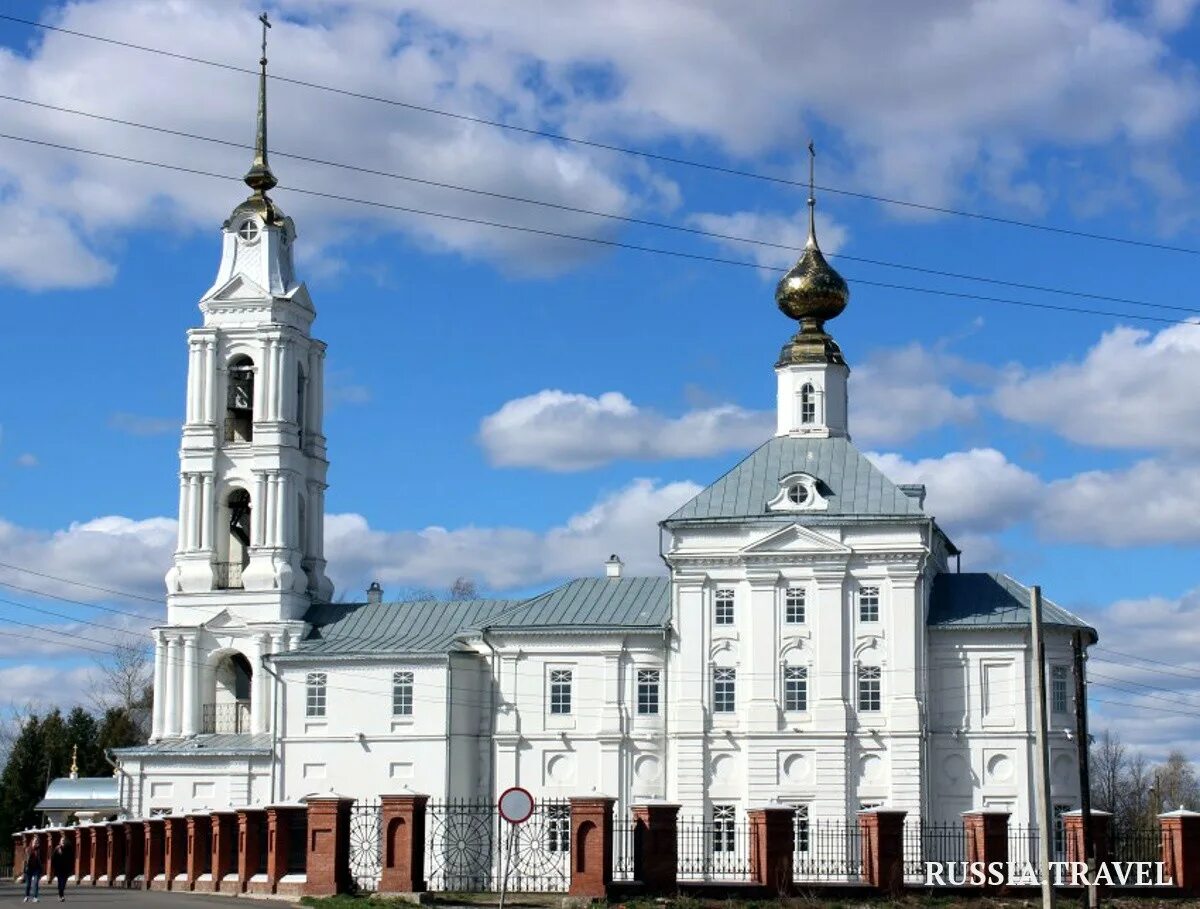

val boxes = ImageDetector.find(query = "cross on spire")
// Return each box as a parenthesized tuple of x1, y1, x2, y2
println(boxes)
(806, 139, 818, 249)
(243, 10, 277, 195)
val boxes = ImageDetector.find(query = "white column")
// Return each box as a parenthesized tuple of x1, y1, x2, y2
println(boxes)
(312, 345, 325, 436)
(312, 484, 326, 559)
(181, 635, 199, 736)
(186, 342, 200, 423)
(151, 632, 167, 740)
(176, 479, 189, 552)
(184, 475, 198, 550)
(255, 338, 271, 422)
(163, 636, 181, 737)
(203, 338, 217, 424)
(252, 472, 267, 547)
(266, 473, 279, 546)
(251, 634, 269, 734)
(200, 474, 213, 551)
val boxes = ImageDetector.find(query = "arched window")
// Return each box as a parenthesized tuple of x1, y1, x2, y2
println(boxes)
(205, 652, 252, 733)
(226, 355, 255, 443)
(217, 488, 251, 589)
(800, 383, 816, 425)
(296, 364, 307, 444)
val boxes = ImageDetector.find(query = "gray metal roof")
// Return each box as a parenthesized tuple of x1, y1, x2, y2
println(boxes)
(289, 598, 522, 657)
(664, 435, 925, 523)
(928, 573, 1097, 640)
(112, 733, 272, 758)
(481, 577, 670, 631)
(35, 777, 120, 811)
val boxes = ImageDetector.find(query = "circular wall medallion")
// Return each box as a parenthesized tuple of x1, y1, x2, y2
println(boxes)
(859, 753, 883, 783)
(783, 753, 810, 782)
(710, 753, 734, 782)
(987, 753, 1013, 782)
(634, 755, 661, 782)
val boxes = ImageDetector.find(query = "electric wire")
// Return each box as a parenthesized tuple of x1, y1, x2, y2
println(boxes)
(4, 94, 1198, 317)
(3, 13, 1200, 257)
(0, 131, 1196, 329)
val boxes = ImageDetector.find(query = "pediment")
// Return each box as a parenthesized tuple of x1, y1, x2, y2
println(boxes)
(207, 274, 268, 303)
(741, 523, 852, 555)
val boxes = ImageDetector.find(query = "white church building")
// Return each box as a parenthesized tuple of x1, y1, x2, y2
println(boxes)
(113, 57, 1096, 832)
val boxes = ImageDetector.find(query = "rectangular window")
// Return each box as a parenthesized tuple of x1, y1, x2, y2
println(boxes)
(859, 586, 880, 623)
(392, 670, 413, 717)
(858, 666, 881, 712)
(1053, 804, 1071, 859)
(714, 588, 735, 625)
(794, 805, 810, 854)
(713, 667, 736, 713)
(547, 804, 571, 852)
(637, 668, 661, 715)
(712, 805, 736, 853)
(305, 672, 327, 718)
(784, 665, 808, 712)
(1051, 665, 1069, 713)
(549, 669, 573, 715)
(784, 587, 806, 624)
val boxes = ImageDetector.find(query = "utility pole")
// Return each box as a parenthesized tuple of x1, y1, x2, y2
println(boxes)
(1032, 586, 1057, 908)
(1073, 630, 1097, 908)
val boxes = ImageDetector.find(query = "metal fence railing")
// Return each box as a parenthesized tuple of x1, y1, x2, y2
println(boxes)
(1110, 825, 1161, 863)
(902, 821, 966, 881)
(793, 819, 862, 882)
(612, 818, 636, 883)
(200, 700, 250, 734)
(348, 800, 381, 892)
(677, 818, 754, 882)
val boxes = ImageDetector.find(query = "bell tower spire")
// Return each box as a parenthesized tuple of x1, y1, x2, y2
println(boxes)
(774, 142, 851, 438)
(243, 12, 277, 197)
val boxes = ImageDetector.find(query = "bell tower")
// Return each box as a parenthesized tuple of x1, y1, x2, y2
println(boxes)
(165, 14, 332, 624)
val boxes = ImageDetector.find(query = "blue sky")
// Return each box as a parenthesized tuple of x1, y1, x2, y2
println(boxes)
(1, 0, 1199, 754)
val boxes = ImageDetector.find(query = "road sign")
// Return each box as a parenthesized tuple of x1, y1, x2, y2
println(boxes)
(498, 786, 534, 824)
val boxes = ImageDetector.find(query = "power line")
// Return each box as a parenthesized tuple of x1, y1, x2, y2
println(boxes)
(5, 94, 1197, 317)
(1, 131, 1196, 329)
(3, 12, 1199, 257)
(0, 559, 162, 604)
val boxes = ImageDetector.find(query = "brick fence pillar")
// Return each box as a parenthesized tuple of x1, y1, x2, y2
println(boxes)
(185, 813, 211, 891)
(748, 803, 794, 896)
(859, 809, 907, 894)
(631, 801, 679, 895)
(304, 796, 354, 896)
(14, 832, 26, 883)
(1160, 808, 1200, 893)
(237, 808, 267, 893)
(380, 793, 428, 893)
(144, 817, 165, 889)
(265, 804, 305, 895)
(123, 820, 145, 888)
(105, 822, 125, 886)
(60, 828, 77, 882)
(963, 809, 1008, 890)
(1064, 809, 1111, 874)
(569, 796, 615, 898)
(91, 824, 107, 885)
(210, 810, 239, 893)
(74, 827, 90, 882)
(163, 816, 186, 890)
(39, 830, 54, 881)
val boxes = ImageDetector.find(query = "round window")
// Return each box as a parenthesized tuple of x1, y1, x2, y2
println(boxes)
(236, 219, 260, 243)
(787, 483, 809, 505)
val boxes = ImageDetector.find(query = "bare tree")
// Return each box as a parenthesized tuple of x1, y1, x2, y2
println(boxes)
(1156, 749, 1200, 813)
(89, 639, 153, 741)
(1090, 729, 1127, 815)
(448, 577, 477, 600)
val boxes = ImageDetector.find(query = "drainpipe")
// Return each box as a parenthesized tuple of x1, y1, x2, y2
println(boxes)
(261, 655, 283, 805)
(481, 630, 498, 806)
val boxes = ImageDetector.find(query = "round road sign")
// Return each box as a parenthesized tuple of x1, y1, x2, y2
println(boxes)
(498, 786, 534, 824)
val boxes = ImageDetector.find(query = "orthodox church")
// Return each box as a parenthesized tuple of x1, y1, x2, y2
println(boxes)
(112, 45, 1096, 832)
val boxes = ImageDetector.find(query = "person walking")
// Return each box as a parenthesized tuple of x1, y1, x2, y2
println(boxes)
(50, 838, 71, 902)
(22, 842, 42, 903)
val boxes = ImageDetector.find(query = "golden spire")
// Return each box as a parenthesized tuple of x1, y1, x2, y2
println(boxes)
(243, 12, 277, 195)
(69, 744, 78, 780)
(775, 141, 850, 366)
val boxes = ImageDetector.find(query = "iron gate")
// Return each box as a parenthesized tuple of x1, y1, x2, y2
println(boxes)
(349, 800, 382, 892)
(426, 798, 570, 892)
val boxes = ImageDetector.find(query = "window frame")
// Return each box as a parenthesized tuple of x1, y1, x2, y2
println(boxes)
(794, 804, 810, 854)
(305, 671, 327, 718)
(392, 670, 414, 717)
(1051, 665, 1069, 714)
(712, 667, 736, 714)
(857, 665, 882, 713)
(711, 804, 737, 853)
(636, 668, 661, 716)
(549, 668, 573, 715)
(546, 804, 571, 852)
(784, 587, 806, 624)
(800, 383, 816, 425)
(714, 587, 736, 626)
(858, 586, 881, 623)
(783, 664, 809, 712)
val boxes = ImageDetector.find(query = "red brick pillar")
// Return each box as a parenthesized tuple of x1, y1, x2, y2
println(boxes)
(91, 824, 107, 885)
(163, 816, 186, 889)
(962, 810, 1008, 891)
(74, 827, 90, 882)
(569, 796, 615, 898)
(858, 809, 906, 894)
(123, 820, 145, 888)
(748, 804, 795, 895)
(631, 801, 679, 895)
(237, 808, 267, 893)
(1064, 810, 1111, 870)
(39, 830, 53, 881)
(1160, 808, 1200, 893)
(303, 796, 354, 896)
(265, 805, 305, 895)
(380, 793, 428, 893)
(14, 832, 26, 883)
(60, 828, 77, 882)
(209, 810, 238, 893)
(144, 817, 165, 889)
(185, 813, 211, 890)
(105, 822, 125, 886)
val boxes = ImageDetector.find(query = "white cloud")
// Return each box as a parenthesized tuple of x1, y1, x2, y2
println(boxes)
(852, 343, 980, 445)
(0, 200, 114, 291)
(479, 390, 771, 471)
(686, 209, 847, 271)
(868, 448, 1041, 534)
(108, 412, 178, 436)
(993, 321, 1200, 450)
(14, 453, 38, 468)
(0, 665, 94, 710)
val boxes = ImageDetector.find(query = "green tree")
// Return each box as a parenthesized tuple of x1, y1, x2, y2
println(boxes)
(0, 714, 45, 838)
(96, 708, 142, 754)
